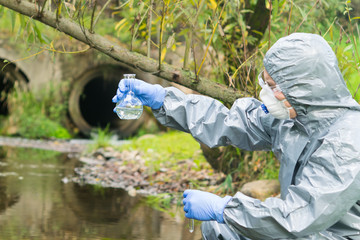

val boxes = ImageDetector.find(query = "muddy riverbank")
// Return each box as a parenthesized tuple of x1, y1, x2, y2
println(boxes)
(70, 147, 225, 196)
(0, 136, 128, 153)
(0, 136, 226, 197)
(0, 136, 89, 152)
(0, 136, 280, 199)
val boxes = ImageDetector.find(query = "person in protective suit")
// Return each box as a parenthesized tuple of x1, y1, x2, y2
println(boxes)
(112, 33, 360, 239)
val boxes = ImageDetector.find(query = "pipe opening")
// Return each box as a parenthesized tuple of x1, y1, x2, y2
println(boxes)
(80, 75, 119, 128)
(0, 60, 28, 116)
(0, 69, 12, 115)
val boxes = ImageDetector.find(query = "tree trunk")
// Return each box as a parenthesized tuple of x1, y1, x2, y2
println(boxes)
(200, 143, 245, 178)
(246, 0, 270, 53)
(0, 0, 250, 105)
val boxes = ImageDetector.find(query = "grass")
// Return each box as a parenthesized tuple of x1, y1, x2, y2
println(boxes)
(117, 131, 208, 172)
(1, 82, 71, 139)
(3, 147, 63, 164)
(86, 125, 113, 152)
(143, 193, 176, 216)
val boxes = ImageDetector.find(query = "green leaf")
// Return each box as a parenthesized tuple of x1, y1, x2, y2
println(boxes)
(8, 9, 16, 32)
(239, 9, 254, 14)
(33, 21, 45, 44)
(251, 30, 264, 36)
(19, 14, 26, 28)
(272, 0, 279, 19)
(173, 9, 185, 21)
(178, 28, 189, 36)
(279, 0, 286, 8)
(15, 14, 25, 41)
(0, 6, 4, 18)
(344, 44, 353, 52)
(41, 34, 51, 44)
(189, 0, 197, 7)
(322, 0, 330, 8)
(27, 32, 34, 43)
(223, 22, 236, 32)
(293, 2, 307, 19)
(15, 24, 22, 41)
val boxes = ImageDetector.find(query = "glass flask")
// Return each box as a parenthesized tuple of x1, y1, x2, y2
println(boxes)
(115, 74, 143, 120)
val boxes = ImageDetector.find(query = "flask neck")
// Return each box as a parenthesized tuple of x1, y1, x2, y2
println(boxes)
(123, 74, 136, 93)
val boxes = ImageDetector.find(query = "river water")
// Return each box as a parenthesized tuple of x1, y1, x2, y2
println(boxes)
(0, 146, 201, 240)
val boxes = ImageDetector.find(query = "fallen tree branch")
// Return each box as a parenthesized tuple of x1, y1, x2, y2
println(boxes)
(0, 0, 249, 104)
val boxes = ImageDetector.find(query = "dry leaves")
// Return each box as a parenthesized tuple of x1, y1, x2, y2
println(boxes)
(71, 148, 225, 196)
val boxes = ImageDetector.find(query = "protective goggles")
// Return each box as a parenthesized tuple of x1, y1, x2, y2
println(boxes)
(258, 71, 282, 93)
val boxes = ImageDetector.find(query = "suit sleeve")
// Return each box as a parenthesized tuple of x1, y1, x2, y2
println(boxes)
(152, 87, 273, 151)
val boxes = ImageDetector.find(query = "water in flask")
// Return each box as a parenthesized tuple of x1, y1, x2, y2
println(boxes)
(115, 102, 143, 119)
(115, 74, 143, 120)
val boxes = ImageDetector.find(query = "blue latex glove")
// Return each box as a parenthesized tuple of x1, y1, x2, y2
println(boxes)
(183, 189, 232, 223)
(112, 78, 166, 110)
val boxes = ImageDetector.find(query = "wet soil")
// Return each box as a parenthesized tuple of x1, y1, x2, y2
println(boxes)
(0, 136, 88, 152)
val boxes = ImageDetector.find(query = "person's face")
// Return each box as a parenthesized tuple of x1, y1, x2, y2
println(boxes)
(262, 69, 297, 119)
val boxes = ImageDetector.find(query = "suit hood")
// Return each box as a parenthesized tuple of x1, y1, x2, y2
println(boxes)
(263, 33, 360, 131)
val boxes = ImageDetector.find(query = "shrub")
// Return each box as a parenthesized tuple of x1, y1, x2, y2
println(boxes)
(1, 82, 71, 139)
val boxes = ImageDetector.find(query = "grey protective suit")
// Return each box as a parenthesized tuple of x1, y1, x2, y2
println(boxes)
(153, 33, 360, 239)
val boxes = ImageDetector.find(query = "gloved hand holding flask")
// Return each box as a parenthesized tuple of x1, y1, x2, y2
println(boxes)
(112, 77, 166, 110)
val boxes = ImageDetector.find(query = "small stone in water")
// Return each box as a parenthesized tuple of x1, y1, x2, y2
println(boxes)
(61, 177, 69, 184)
(128, 187, 137, 197)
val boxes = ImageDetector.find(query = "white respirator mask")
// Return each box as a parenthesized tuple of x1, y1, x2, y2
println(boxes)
(258, 71, 293, 120)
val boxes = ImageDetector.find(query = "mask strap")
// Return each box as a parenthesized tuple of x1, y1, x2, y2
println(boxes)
(280, 99, 293, 110)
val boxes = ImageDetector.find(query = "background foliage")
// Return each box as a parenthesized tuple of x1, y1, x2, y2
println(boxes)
(1, 81, 71, 139)
(1, 0, 359, 99)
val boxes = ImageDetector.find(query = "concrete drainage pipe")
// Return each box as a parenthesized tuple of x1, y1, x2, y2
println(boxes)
(0, 60, 29, 115)
(68, 65, 146, 137)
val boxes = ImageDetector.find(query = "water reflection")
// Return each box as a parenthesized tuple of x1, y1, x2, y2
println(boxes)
(0, 147, 19, 214)
(0, 146, 201, 240)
